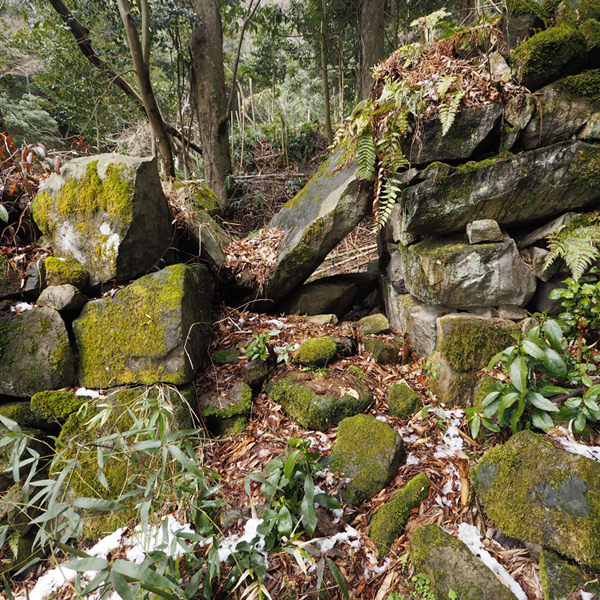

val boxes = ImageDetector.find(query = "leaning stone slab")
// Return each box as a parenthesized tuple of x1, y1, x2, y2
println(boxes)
(400, 235, 536, 308)
(265, 148, 372, 303)
(369, 473, 430, 557)
(410, 525, 518, 600)
(265, 371, 371, 431)
(278, 277, 357, 318)
(0, 307, 74, 397)
(473, 430, 600, 569)
(74, 264, 212, 389)
(407, 104, 502, 166)
(31, 154, 172, 285)
(516, 212, 576, 250)
(401, 141, 600, 236)
(332, 414, 404, 505)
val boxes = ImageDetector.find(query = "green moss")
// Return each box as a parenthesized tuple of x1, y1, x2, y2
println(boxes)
(44, 256, 90, 290)
(439, 318, 516, 373)
(209, 414, 248, 437)
(282, 154, 333, 211)
(38, 318, 51, 336)
(332, 414, 404, 505)
(293, 336, 338, 367)
(581, 0, 600, 21)
(539, 549, 596, 600)
(74, 264, 210, 388)
(211, 349, 239, 365)
(242, 358, 269, 387)
(505, 0, 552, 17)
(556, 68, 600, 102)
(49, 338, 75, 382)
(357, 313, 390, 335)
(369, 473, 430, 557)
(265, 373, 372, 431)
(473, 374, 498, 410)
(347, 365, 372, 383)
(31, 390, 83, 420)
(364, 339, 400, 364)
(0, 402, 40, 427)
(202, 383, 252, 419)
(388, 382, 421, 419)
(512, 24, 586, 86)
(572, 143, 600, 197)
(454, 156, 500, 174)
(409, 238, 468, 263)
(472, 430, 600, 569)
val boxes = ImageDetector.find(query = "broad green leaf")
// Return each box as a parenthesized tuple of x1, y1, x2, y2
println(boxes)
(531, 409, 554, 432)
(0, 415, 20, 433)
(109, 571, 134, 600)
(565, 397, 583, 409)
(574, 411, 587, 432)
(300, 474, 317, 537)
(545, 320, 564, 352)
(542, 348, 567, 379)
(481, 417, 500, 432)
(487, 350, 505, 370)
(112, 560, 178, 591)
(0, 205, 8, 223)
(527, 392, 559, 413)
(480, 391, 500, 409)
(522, 340, 547, 360)
(470, 414, 481, 439)
(509, 357, 528, 394)
(314, 493, 341, 509)
(483, 400, 500, 418)
(326, 558, 349, 600)
(168, 445, 205, 479)
(277, 506, 293, 537)
(537, 385, 568, 397)
(498, 392, 519, 411)
(284, 450, 301, 481)
(72, 498, 126, 511)
(63, 557, 110, 571)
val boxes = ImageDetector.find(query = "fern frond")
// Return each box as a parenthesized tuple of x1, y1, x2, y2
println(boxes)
(8, 531, 21, 558)
(356, 132, 376, 180)
(377, 177, 402, 230)
(436, 75, 457, 100)
(545, 221, 600, 280)
(439, 90, 465, 136)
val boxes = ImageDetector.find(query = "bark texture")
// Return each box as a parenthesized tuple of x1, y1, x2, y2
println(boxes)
(359, 0, 385, 100)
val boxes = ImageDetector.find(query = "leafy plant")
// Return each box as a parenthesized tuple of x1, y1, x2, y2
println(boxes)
(408, 572, 437, 600)
(545, 212, 600, 282)
(422, 356, 440, 381)
(245, 329, 294, 364)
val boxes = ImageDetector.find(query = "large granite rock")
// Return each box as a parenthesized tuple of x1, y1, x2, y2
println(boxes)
(400, 235, 536, 308)
(400, 141, 600, 236)
(74, 264, 212, 388)
(407, 104, 501, 166)
(0, 307, 74, 397)
(31, 154, 172, 285)
(332, 414, 404, 505)
(265, 148, 372, 303)
(410, 525, 518, 600)
(265, 371, 372, 431)
(473, 430, 600, 570)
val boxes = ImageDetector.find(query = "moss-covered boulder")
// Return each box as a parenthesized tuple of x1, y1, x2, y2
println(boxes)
(211, 349, 239, 366)
(428, 315, 517, 406)
(332, 414, 404, 505)
(0, 306, 74, 397)
(30, 390, 84, 422)
(357, 313, 390, 335)
(369, 473, 430, 557)
(266, 371, 372, 431)
(242, 358, 270, 387)
(199, 381, 252, 437)
(0, 401, 54, 429)
(512, 24, 587, 90)
(388, 382, 421, 418)
(539, 549, 600, 600)
(409, 525, 518, 600)
(293, 336, 338, 367)
(473, 430, 600, 569)
(265, 148, 372, 303)
(74, 263, 212, 388)
(37, 284, 87, 312)
(400, 141, 600, 236)
(401, 235, 536, 308)
(31, 154, 172, 285)
(364, 339, 400, 364)
(44, 256, 90, 291)
(57, 385, 194, 537)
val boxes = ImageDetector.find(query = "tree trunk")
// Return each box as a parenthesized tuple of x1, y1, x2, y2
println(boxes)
(190, 0, 232, 204)
(358, 0, 385, 100)
(116, 0, 175, 177)
(320, 0, 333, 145)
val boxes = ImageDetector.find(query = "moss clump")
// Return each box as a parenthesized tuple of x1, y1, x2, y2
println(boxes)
(472, 430, 600, 569)
(31, 390, 83, 421)
(211, 349, 239, 366)
(265, 372, 372, 431)
(242, 358, 269, 387)
(44, 256, 90, 291)
(539, 549, 600, 600)
(202, 382, 252, 419)
(581, 0, 600, 22)
(388, 382, 421, 419)
(512, 24, 586, 88)
(357, 313, 390, 335)
(347, 365, 372, 383)
(439, 316, 516, 373)
(556, 68, 600, 102)
(369, 473, 430, 557)
(332, 414, 404, 505)
(364, 339, 400, 365)
(505, 0, 554, 17)
(293, 336, 337, 367)
(0, 402, 41, 427)
(74, 264, 211, 388)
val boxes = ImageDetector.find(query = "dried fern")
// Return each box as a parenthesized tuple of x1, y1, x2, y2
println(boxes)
(545, 213, 600, 281)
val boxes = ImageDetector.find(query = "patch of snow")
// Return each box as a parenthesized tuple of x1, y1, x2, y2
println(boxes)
(126, 516, 194, 563)
(11, 302, 34, 312)
(331, 508, 344, 523)
(100, 222, 111, 235)
(102, 232, 120, 257)
(313, 524, 361, 554)
(552, 428, 600, 462)
(265, 319, 291, 329)
(434, 425, 463, 458)
(457, 523, 528, 600)
(581, 591, 594, 600)
(218, 518, 266, 563)
(403, 434, 419, 444)
(88, 527, 125, 557)
(370, 557, 392, 574)
(375, 415, 387, 422)
(406, 453, 420, 466)
(75, 387, 103, 398)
